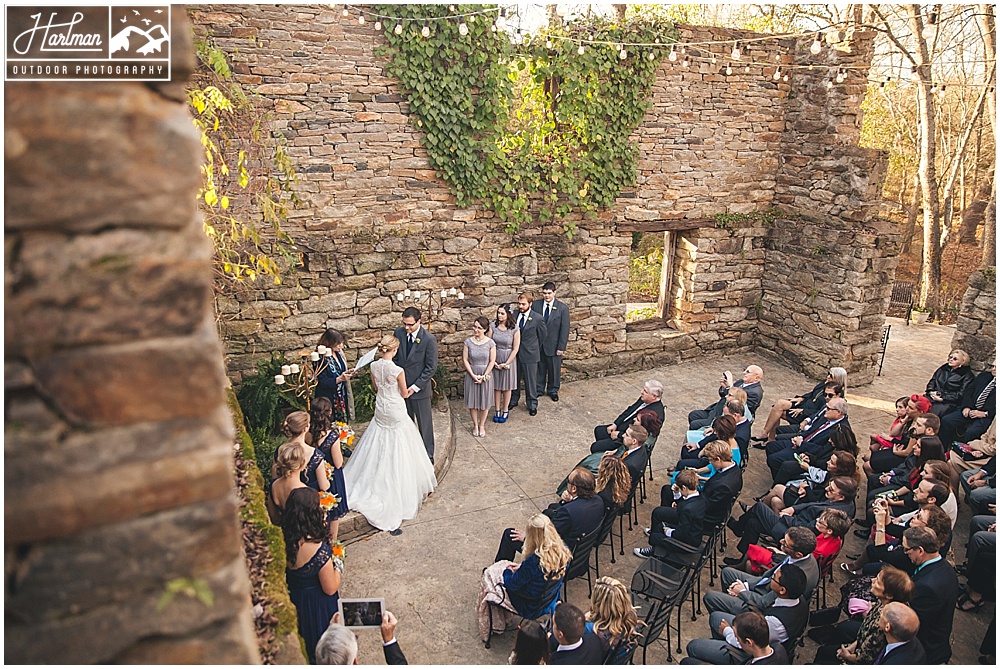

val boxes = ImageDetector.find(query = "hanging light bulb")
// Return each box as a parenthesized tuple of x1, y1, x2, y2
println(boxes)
(922, 10, 938, 40)
(469, 14, 475, 22)
(680, 46, 687, 54)
(810, 32, 822, 55)
(710, 54, 717, 65)
(545, 39, 552, 49)
(577, 43, 585, 55)
(775, 54, 781, 61)
(826, 78, 835, 89)
(773, 67, 781, 81)
(726, 64, 733, 75)
(783, 72, 789, 82)
(682, 56, 690, 68)
(556, 5, 566, 17)
(668, 46, 677, 62)
(744, 64, 750, 73)
(394, 23, 403, 35)
(619, 47, 628, 60)
(731, 42, 742, 60)
(374, 20, 381, 31)
(342, 7, 349, 18)
(647, 51, 655, 61)
(358, 14, 365, 24)
(449, 4, 455, 11)
(491, 22, 497, 32)
(459, 21, 468, 36)
(495, 14, 506, 31)
(835, 68, 845, 83)
(421, 24, 430, 38)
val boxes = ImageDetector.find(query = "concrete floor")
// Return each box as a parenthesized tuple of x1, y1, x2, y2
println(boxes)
(340, 317, 992, 665)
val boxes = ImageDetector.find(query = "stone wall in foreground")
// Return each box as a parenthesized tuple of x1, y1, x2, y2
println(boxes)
(951, 268, 997, 371)
(191, 6, 893, 389)
(4, 11, 259, 664)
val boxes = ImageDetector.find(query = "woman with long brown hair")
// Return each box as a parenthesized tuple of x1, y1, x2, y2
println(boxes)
(596, 453, 632, 514)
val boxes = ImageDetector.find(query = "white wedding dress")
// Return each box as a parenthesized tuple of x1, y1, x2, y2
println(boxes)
(343, 358, 437, 531)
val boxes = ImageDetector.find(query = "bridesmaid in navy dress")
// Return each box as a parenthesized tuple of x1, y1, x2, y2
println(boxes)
(277, 412, 331, 496)
(309, 397, 350, 542)
(283, 488, 343, 664)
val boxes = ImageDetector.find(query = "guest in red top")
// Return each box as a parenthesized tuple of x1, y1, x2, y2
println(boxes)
(745, 508, 851, 575)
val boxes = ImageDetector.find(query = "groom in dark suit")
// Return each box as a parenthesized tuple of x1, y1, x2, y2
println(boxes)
(508, 291, 547, 416)
(533, 282, 570, 402)
(393, 307, 438, 462)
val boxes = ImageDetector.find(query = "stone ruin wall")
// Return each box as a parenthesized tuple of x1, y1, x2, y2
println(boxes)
(4, 11, 258, 664)
(951, 268, 997, 371)
(195, 5, 892, 389)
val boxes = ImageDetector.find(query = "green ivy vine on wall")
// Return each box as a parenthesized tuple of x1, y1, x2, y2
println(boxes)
(375, 5, 677, 238)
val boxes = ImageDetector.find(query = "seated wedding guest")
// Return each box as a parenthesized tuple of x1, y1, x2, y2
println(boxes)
(841, 504, 951, 577)
(760, 450, 859, 511)
(677, 414, 739, 470)
(661, 441, 742, 532)
(904, 525, 960, 664)
(727, 476, 857, 560)
(960, 456, 996, 515)
(707, 526, 818, 615)
(315, 610, 407, 665)
(685, 564, 809, 664)
(590, 381, 664, 453)
(548, 602, 608, 664)
(634, 469, 706, 559)
(764, 398, 850, 480)
(949, 419, 995, 495)
(867, 396, 911, 455)
(509, 620, 549, 665)
(689, 365, 764, 429)
(619, 424, 650, 486)
(754, 367, 848, 444)
(284, 488, 343, 664)
(584, 576, 641, 661)
(267, 443, 308, 526)
(865, 394, 930, 476)
(925, 349, 975, 416)
(767, 381, 845, 443)
(860, 431, 944, 529)
(956, 513, 996, 612)
(681, 611, 788, 666)
(811, 564, 913, 664)
(687, 398, 751, 458)
(596, 454, 632, 516)
(940, 362, 996, 447)
(746, 509, 850, 581)
(478, 514, 572, 642)
(873, 602, 926, 664)
(496, 468, 603, 562)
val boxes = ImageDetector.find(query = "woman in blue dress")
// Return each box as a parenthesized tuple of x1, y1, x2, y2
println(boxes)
(315, 329, 355, 424)
(309, 397, 349, 542)
(283, 488, 343, 664)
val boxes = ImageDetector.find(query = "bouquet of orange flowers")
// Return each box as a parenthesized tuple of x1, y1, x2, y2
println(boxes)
(335, 421, 355, 446)
(323, 461, 336, 481)
(331, 541, 346, 571)
(318, 491, 341, 513)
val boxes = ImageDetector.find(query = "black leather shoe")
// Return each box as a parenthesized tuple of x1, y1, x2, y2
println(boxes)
(723, 556, 745, 566)
(726, 517, 743, 537)
(389, 528, 403, 536)
(751, 441, 768, 450)
(738, 501, 750, 513)
(550, 393, 559, 402)
(853, 528, 871, 539)
(529, 407, 538, 416)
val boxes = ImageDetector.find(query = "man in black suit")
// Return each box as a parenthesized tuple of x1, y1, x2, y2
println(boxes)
(708, 527, 819, 614)
(621, 424, 650, 486)
(691, 441, 745, 529)
(689, 365, 764, 429)
(316, 610, 408, 664)
(727, 476, 857, 557)
(765, 398, 850, 481)
(874, 602, 926, 664)
(533, 282, 570, 402)
(590, 380, 665, 453)
(393, 307, 438, 462)
(939, 362, 996, 447)
(635, 469, 706, 559)
(495, 467, 603, 561)
(903, 525, 959, 664)
(548, 602, 608, 664)
(508, 291, 548, 416)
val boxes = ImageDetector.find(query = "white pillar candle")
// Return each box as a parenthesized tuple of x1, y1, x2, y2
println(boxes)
(449, 287, 457, 295)
(441, 290, 447, 298)
(275, 374, 285, 385)
(310, 352, 320, 361)
(458, 291, 465, 300)
(413, 291, 420, 299)
(281, 365, 292, 375)
(397, 293, 404, 302)
(404, 289, 411, 297)
(318, 345, 328, 355)
(289, 364, 300, 374)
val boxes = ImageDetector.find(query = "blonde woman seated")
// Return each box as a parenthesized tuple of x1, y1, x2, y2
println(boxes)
(585, 576, 642, 661)
(266, 442, 308, 525)
(476, 513, 571, 642)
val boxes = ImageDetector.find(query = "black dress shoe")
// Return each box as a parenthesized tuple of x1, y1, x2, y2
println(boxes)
(751, 441, 768, 450)
(726, 517, 743, 537)
(750, 435, 767, 443)
(529, 407, 538, 416)
(389, 528, 403, 536)
(738, 501, 750, 513)
(853, 528, 871, 539)
(723, 556, 746, 566)
(550, 393, 559, 402)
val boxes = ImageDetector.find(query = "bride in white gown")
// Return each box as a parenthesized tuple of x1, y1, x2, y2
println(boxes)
(344, 334, 437, 533)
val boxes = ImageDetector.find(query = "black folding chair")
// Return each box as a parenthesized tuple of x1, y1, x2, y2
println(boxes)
(604, 636, 640, 664)
(611, 473, 643, 556)
(630, 557, 698, 663)
(639, 433, 658, 503)
(483, 574, 563, 649)
(563, 524, 603, 600)
(591, 504, 622, 578)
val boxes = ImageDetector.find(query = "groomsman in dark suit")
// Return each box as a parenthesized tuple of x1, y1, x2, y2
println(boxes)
(590, 380, 665, 453)
(393, 307, 438, 462)
(508, 292, 547, 416)
(533, 282, 570, 402)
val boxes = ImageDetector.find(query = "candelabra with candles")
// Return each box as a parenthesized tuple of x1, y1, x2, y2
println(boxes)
(396, 286, 465, 327)
(273, 344, 334, 411)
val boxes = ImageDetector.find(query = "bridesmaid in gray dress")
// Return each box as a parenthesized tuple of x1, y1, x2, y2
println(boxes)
(490, 304, 520, 424)
(463, 316, 497, 437)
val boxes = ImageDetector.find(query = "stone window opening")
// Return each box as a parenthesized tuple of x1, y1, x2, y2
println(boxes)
(626, 229, 682, 332)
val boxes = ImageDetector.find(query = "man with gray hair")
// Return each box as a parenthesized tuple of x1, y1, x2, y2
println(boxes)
(689, 365, 764, 429)
(316, 611, 408, 665)
(764, 397, 851, 481)
(875, 602, 926, 664)
(590, 380, 664, 453)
